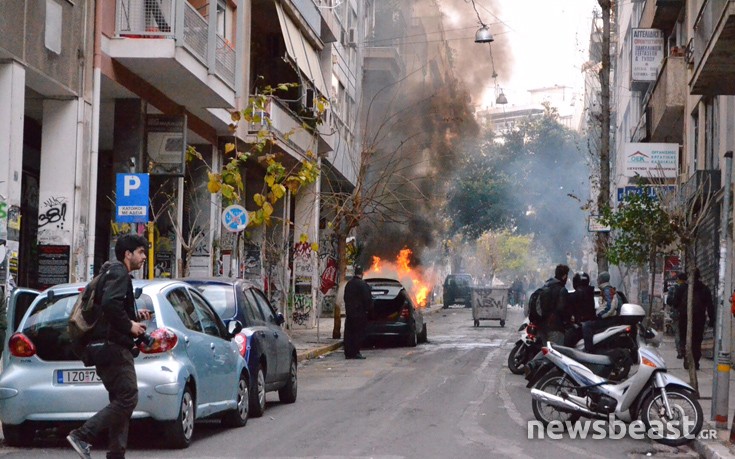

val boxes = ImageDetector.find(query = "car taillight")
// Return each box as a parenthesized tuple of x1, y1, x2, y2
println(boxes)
(234, 332, 251, 359)
(400, 307, 410, 320)
(138, 328, 178, 354)
(541, 347, 549, 356)
(9, 333, 36, 358)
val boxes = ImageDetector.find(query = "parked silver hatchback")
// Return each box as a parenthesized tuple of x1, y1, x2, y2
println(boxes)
(0, 279, 249, 448)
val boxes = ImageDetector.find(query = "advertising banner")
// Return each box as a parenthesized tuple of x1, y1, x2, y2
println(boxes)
(631, 28, 664, 82)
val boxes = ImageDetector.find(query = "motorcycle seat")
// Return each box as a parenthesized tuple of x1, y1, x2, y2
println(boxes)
(553, 345, 614, 366)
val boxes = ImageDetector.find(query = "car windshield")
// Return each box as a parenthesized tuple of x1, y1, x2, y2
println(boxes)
(194, 284, 236, 319)
(21, 292, 157, 361)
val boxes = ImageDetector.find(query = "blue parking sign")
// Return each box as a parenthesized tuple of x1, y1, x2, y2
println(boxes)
(116, 173, 149, 223)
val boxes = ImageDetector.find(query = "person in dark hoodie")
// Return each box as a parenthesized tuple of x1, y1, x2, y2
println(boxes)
(676, 268, 715, 370)
(67, 234, 151, 459)
(563, 272, 596, 347)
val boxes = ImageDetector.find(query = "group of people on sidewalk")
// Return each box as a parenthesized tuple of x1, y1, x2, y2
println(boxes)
(529, 264, 714, 371)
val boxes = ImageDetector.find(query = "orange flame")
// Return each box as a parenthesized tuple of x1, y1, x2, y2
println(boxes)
(371, 256, 381, 272)
(365, 247, 434, 308)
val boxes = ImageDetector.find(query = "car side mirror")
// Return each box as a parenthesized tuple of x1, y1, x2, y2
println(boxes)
(227, 320, 243, 338)
(134, 287, 143, 299)
(275, 312, 285, 326)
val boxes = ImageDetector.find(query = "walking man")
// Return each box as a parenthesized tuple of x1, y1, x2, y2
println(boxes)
(666, 273, 687, 358)
(67, 234, 151, 459)
(343, 265, 373, 359)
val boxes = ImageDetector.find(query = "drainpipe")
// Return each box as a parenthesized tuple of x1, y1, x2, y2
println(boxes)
(313, 157, 322, 340)
(714, 150, 732, 429)
(86, 0, 103, 280)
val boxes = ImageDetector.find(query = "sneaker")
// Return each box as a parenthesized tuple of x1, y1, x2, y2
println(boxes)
(66, 431, 92, 459)
(354, 353, 366, 360)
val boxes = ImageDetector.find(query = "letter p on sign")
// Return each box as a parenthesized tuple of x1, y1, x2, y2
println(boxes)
(124, 175, 141, 196)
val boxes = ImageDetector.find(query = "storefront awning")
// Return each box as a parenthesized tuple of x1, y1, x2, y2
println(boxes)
(275, 2, 329, 97)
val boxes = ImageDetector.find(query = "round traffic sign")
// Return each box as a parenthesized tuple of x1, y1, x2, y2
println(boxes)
(222, 205, 249, 232)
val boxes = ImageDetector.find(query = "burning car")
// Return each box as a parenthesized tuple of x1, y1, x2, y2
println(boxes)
(364, 278, 428, 347)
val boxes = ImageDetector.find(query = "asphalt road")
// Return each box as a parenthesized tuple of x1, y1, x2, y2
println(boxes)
(0, 306, 701, 458)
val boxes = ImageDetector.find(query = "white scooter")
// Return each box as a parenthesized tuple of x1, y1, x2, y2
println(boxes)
(530, 304, 703, 446)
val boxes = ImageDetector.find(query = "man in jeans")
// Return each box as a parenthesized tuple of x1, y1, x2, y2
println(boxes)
(67, 234, 151, 459)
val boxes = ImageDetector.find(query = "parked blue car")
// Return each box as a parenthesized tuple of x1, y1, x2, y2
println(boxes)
(184, 278, 297, 418)
(0, 279, 249, 448)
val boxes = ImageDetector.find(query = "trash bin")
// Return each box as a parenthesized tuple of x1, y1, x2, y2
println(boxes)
(471, 287, 508, 327)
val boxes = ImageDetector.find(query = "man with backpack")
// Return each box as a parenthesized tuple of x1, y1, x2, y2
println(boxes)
(529, 264, 570, 345)
(67, 234, 151, 459)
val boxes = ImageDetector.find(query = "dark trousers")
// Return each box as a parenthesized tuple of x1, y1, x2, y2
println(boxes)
(77, 344, 138, 459)
(344, 317, 365, 358)
(679, 319, 705, 364)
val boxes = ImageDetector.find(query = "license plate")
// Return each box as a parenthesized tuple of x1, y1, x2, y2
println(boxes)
(57, 369, 102, 384)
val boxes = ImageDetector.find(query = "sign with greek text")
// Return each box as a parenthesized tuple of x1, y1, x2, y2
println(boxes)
(631, 28, 664, 82)
(623, 143, 678, 178)
(116, 173, 149, 223)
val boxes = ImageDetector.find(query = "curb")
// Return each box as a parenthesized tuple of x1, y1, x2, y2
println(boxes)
(692, 421, 734, 459)
(296, 341, 343, 363)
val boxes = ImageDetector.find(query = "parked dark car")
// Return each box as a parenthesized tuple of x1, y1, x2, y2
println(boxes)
(443, 273, 473, 308)
(364, 277, 427, 347)
(184, 278, 297, 418)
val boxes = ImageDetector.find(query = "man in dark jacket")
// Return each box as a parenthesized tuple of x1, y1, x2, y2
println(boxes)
(677, 269, 715, 370)
(67, 234, 151, 459)
(666, 273, 687, 358)
(343, 265, 373, 359)
(539, 264, 570, 345)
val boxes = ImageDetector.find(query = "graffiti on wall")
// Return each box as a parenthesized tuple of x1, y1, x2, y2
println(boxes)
(291, 293, 313, 327)
(240, 241, 262, 279)
(38, 194, 70, 244)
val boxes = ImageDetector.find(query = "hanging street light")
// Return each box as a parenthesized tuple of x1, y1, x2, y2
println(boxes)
(475, 25, 494, 43)
(496, 90, 508, 105)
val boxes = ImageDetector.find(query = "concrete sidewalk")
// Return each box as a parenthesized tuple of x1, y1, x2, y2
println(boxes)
(286, 302, 447, 362)
(656, 333, 735, 458)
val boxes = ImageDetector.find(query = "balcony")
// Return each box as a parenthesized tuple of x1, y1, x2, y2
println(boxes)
(108, 0, 238, 109)
(639, 0, 684, 31)
(647, 56, 685, 143)
(690, 0, 735, 94)
(247, 96, 319, 160)
(682, 170, 721, 202)
(364, 47, 404, 81)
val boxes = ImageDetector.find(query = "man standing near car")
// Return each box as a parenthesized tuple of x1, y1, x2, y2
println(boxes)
(67, 234, 151, 459)
(343, 265, 373, 359)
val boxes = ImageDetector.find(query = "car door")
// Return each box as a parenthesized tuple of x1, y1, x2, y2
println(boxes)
(3, 288, 39, 367)
(242, 289, 279, 385)
(188, 287, 238, 405)
(250, 289, 289, 382)
(165, 287, 217, 407)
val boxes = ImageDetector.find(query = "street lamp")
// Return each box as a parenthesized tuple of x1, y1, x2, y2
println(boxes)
(475, 25, 494, 43)
(496, 90, 508, 105)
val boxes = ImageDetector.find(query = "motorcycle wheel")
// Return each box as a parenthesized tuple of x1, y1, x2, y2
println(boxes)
(640, 387, 703, 446)
(507, 342, 526, 375)
(531, 369, 581, 426)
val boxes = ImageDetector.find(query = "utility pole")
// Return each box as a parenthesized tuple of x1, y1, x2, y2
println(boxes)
(596, 0, 612, 273)
(715, 151, 732, 430)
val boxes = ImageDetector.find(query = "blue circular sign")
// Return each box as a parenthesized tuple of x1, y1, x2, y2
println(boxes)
(222, 205, 249, 232)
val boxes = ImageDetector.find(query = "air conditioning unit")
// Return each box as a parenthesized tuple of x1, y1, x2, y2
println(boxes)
(347, 28, 356, 47)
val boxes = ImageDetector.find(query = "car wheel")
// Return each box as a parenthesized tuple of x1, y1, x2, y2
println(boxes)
(3, 422, 34, 447)
(221, 372, 249, 428)
(248, 364, 266, 417)
(418, 323, 428, 343)
(405, 325, 417, 347)
(278, 357, 298, 404)
(163, 385, 195, 449)
(500, 320, 506, 327)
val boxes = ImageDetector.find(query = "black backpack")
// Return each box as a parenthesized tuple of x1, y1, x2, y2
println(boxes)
(528, 285, 553, 324)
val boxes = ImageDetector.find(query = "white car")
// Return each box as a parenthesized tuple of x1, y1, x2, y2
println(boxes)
(0, 279, 249, 448)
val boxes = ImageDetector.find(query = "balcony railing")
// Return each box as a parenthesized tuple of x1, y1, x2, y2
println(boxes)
(247, 96, 318, 157)
(692, 0, 729, 67)
(115, 0, 236, 87)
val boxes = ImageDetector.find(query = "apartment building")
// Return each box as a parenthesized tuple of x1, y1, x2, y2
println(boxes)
(611, 0, 735, 312)
(0, 1, 364, 323)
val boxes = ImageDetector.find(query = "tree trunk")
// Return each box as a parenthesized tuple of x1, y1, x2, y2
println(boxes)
(596, 0, 612, 272)
(332, 232, 347, 339)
